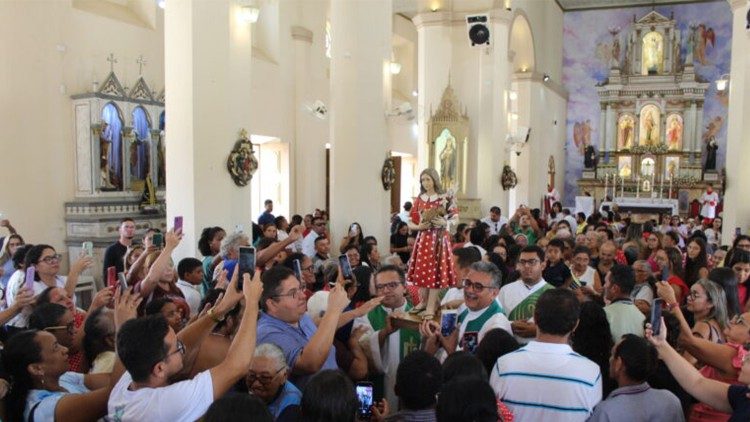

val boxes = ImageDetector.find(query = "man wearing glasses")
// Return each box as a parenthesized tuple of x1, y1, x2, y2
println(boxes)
(353, 265, 421, 409)
(498, 245, 554, 343)
(256, 265, 349, 389)
(302, 217, 328, 258)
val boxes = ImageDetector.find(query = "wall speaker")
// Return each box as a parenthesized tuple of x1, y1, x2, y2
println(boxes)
(466, 14, 490, 47)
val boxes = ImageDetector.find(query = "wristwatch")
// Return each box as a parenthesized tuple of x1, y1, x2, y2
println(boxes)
(207, 307, 225, 322)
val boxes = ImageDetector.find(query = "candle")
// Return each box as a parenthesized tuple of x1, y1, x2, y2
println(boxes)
(636, 175, 640, 198)
(604, 174, 609, 200)
(669, 174, 673, 198)
(613, 174, 617, 198)
(659, 175, 664, 199)
(620, 176, 624, 198)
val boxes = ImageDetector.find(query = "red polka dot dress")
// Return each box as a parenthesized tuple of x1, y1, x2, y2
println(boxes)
(406, 194, 458, 289)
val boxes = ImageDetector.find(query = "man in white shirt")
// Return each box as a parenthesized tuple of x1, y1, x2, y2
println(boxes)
(481, 206, 508, 236)
(301, 217, 327, 258)
(108, 272, 262, 421)
(498, 245, 553, 343)
(604, 264, 645, 342)
(699, 184, 720, 222)
(490, 288, 602, 421)
(398, 201, 413, 224)
(176, 258, 204, 317)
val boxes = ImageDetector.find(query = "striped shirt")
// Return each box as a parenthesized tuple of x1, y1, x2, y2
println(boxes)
(489, 341, 602, 422)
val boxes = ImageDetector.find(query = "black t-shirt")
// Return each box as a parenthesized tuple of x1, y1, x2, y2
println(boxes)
(542, 260, 571, 287)
(102, 241, 128, 280)
(390, 232, 410, 264)
(728, 385, 750, 422)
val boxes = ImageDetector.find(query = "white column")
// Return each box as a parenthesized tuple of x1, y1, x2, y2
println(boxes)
(694, 102, 704, 155)
(722, 0, 750, 243)
(605, 104, 616, 158)
(413, 12, 452, 172)
(684, 101, 696, 154)
(165, 0, 253, 259)
(598, 106, 606, 154)
(329, 0, 392, 249)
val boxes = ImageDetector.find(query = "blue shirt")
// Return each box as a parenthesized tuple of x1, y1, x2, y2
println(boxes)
(257, 312, 338, 389)
(268, 381, 302, 418)
(258, 212, 275, 226)
(25, 372, 88, 421)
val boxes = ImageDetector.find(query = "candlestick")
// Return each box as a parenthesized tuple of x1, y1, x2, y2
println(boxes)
(636, 175, 640, 198)
(659, 175, 664, 199)
(604, 174, 609, 200)
(613, 174, 617, 199)
(669, 174, 673, 198)
(620, 176, 624, 198)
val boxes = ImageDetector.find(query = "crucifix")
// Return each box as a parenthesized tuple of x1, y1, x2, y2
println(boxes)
(106, 53, 118, 73)
(137, 55, 147, 76)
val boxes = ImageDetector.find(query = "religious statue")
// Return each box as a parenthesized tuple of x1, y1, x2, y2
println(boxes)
(667, 117, 682, 150)
(642, 32, 663, 74)
(98, 123, 116, 190)
(617, 116, 634, 150)
(695, 24, 715, 66)
(226, 130, 259, 187)
(406, 168, 458, 320)
(157, 132, 166, 186)
(584, 145, 598, 169)
(438, 131, 457, 191)
(704, 136, 718, 171)
(573, 120, 592, 155)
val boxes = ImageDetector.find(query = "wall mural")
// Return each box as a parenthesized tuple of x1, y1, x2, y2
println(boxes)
(562, 2, 732, 205)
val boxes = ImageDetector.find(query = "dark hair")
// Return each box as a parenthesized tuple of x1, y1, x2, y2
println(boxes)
(3, 330, 43, 421)
(374, 265, 405, 284)
(274, 215, 288, 229)
(395, 351, 442, 410)
(485, 252, 509, 284)
(360, 242, 378, 267)
(664, 247, 685, 279)
(614, 334, 658, 382)
(623, 246, 640, 266)
(454, 223, 468, 243)
(436, 378, 498, 422)
(469, 226, 486, 246)
(12, 243, 34, 269)
(475, 328, 520, 376)
(442, 351, 487, 383)
(177, 257, 203, 279)
(547, 238, 566, 251)
(520, 245, 545, 262)
(572, 245, 592, 257)
(301, 370, 357, 422)
(120, 217, 135, 225)
(609, 264, 636, 295)
(664, 231, 680, 246)
(290, 214, 303, 227)
(200, 288, 241, 332)
(571, 301, 613, 388)
(732, 235, 750, 250)
(314, 236, 328, 247)
(710, 267, 742, 315)
(204, 393, 273, 422)
(83, 306, 114, 365)
(535, 289, 579, 335)
(256, 237, 277, 251)
(117, 316, 170, 382)
(198, 226, 225, 256)
(685, 237, 709, 287)
(144, 297, 174, 316)
(28, 303, 67, 330)
(483, 234, 500, 251)
(453, 247, 482, 268)
(264, 199, 273, 206)
(283, 252, 307, 270)
(728, 249, 750, 269)
(363, 236, 377, 246)
(24, 244, 55, 277)
(36, 286, 58, 307)
(260, 266, 295, 312)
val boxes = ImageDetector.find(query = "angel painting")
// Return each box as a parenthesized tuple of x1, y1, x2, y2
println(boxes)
(573, 120, 592, 155)
(695, 24, 715, 66)
(702, 116, 724, 142)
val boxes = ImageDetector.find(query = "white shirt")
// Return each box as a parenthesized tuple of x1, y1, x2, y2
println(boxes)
(108, 370, 214, 422)
(440, 287, 466, 314)
(700, 191, 720, 218)
(7, 274, 71, 327)
(481, 216, 509, 235)
(490, 341, 602, 422)
(176, 280, 202, 317)
(564, 215, 578, 234)
(301, 231, 320, 258)
(498, 279, 548, 320)
(456, 304, 512, 350)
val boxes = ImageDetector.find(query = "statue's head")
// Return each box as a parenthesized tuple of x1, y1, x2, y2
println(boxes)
(419, 168, 444, 195)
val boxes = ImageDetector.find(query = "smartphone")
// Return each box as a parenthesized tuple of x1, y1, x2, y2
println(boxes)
(107, 266, 117, 289)
(174, 216, 183, 233)
(116, 272, 128, 290)
(82, 241, 93, 257)
(355, 381, 374, 420)
(350, 224, 357, 236)
(238, 246, 256, 290)
(25, 266, 36, 290)
(736, 227, 742, 237)
(152, 233, 164, 248)
(339, 254, 353, 280)
(293, 259, 303, 281)
(651, 298, 663, 336)
(440, 309, 457, 337)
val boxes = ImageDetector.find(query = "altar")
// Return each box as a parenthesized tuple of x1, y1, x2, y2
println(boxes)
(600, 198, 679, 221)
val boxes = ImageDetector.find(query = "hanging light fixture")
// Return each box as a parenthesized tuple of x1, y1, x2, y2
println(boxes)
(715, 74, 730, 92)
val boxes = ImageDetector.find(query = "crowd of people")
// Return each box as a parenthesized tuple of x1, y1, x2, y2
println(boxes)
(0, 190, 750, 421)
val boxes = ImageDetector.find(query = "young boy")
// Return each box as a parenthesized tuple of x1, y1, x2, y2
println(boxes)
(177, 257, 204, 317)
(542, 238, 571, 288)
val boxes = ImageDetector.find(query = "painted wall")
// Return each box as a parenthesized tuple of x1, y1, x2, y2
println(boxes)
(562, 2, 733, 205)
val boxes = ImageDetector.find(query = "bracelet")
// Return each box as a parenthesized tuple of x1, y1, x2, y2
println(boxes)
(207, 307, 225, 323)
(664, 302, 677, 311)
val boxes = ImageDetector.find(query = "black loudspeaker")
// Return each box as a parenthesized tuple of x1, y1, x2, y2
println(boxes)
(467, 14, 490, 47)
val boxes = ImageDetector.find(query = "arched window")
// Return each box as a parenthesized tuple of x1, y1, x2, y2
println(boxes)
(100, 103, 124, 190)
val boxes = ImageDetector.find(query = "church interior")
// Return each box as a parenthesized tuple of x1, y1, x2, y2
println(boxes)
(1, 0, 749, 276)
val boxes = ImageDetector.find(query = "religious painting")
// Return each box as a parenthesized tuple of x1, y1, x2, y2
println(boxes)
(640, 157, 656, 177)
(642, 31, 664, 75)
(434, 128, 458, 192)
(616, 115, 635, 150)
(131, 106, 152, 182)
(618, 156, 632, 178)
(638, 104, 661, 146)
(573, 120, 593, 154)
(666, 114, 683, 150)
(226, 130, 258, 187)
(100, 102, 124, 191)
(664, 156, 680, 179)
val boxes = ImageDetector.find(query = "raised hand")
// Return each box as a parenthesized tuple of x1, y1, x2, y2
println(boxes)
(12, 287, 35, 310)
(327, 283, 351, 313)
(90, 286, 114, 309)
(165, 229, 182, 249)
(71, 254, 94, 275)
(113, 287, 143, 329)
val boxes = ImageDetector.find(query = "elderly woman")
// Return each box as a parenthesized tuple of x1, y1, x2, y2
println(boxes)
(245, 343, 302, 419)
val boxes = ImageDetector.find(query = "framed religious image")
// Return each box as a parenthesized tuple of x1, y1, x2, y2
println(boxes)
(639, 104, 661, 146)
(678, 190, 689, 213)
(664, 156, 680, 180)
(640, 156, 656, 178)
(617, 115, 635, 150)
(427, 82, 469, 195)
(666, 114, 683, 151)
(618, 156, 633, 178)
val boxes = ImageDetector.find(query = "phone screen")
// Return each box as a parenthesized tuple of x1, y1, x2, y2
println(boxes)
(293, 259, 303, 280)
(152, 233, 164, 248)
(651, 298, 663, 336)
(238, 247, 256, 290)
(25, 266, 36, 290)
(117, 272, 128, 291)
(356, 382, 374, 419)
(82, 241, 93, 257)
(107, 266, 117, 289)
(339, 254, 353, 279)
(174, 216, 183, 233)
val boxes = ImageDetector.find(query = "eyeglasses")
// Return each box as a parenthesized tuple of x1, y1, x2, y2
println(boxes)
(166, 339, 186, 359)
(687, 291, 704, 300)
(45, 321, 75, 336)
(301, 265, 314, 273)
(272, 284, 305, 299)
(730, 314, 747, 327)
(517, 259, 540, 267)
(40, 254, 62, 264)
(462, 279, 496, 293)
(247, 367, 285, 385)
(375, 281, 401, 291)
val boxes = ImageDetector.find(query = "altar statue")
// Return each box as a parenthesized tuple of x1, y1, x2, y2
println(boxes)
(99, 123, 116, 189)
(704, 136, 718, 171)
(642, 32, 663, 74)
(617, 116, 634, 150)
(406, 168, 458, 320)
(667, 116, 682, 150)
(439, 132, 457, 191)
